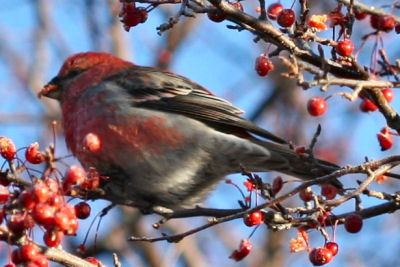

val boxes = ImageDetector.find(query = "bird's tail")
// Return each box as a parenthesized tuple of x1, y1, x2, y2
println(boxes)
(255, 140, 343, 188)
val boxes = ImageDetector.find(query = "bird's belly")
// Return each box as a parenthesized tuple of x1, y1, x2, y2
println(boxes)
(64, 107, 224, 209)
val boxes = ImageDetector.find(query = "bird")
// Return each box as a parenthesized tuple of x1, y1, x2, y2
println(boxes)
(40, 52, 340, 213)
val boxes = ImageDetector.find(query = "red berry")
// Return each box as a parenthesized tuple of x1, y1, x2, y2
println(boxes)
(255, 55, 274, 76)
(370, 15, 380, 29)
(19, 190, 36, 210)
(0, 137, 16, 161)
(336, 39, 354, 57)
(25, 142, 45, 164)
(33, 254, 49, 267)
(207, 8, 227, 23)
(20, 244, 39, 261)
(75, 202, 91, 219)
(229, 239, 252, 261)
(55, 204, 79, 235)
(307, 97, 327, 116)
(8, 214, 34, 233)
(61, 203, 77, 217)
(54, 210, 71, 231)
(32, 203, 56, 227)
(86, 257, 101, 266)
(382, 88, 394, 102)
(325, 242, 339, 256)
(44, 229, 64, 247)
(267, 3, 283, 20)
(32, 181, 51, 203)
(0, 185, 9, 204)
(277, 9, 295, 27)
(11, 249, 23, 264)
(243, 211, 264, 226)
(379, 15, 395, 32)
(66, 217, 79, 236)
(54, 204, 78, 234)
(4, 264, 17, 267)
(377, 127, 393, 151)
(272, 176, 283, 195)
(309, 247, 333, 266)
(243, 179, 254, 191)
(63, 165, 87, 191)
(359, 98, 378, 112)
(344, 213, 363, 233)
(321, 184, 337, 200)
(299, 189, 313, 202)
(64, 165, 87, 185)
(83, 133, 101, 152)
(370, 15, 395, 32)
(354, 9, 367, 20)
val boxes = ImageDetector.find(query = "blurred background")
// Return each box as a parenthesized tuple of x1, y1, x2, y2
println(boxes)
(0, 0, 400, 266)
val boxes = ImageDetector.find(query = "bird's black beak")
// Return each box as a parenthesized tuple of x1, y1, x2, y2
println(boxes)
(38, 77, 63, 100)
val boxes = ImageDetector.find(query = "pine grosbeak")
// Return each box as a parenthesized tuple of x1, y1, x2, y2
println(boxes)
(40, 52, 340, 213)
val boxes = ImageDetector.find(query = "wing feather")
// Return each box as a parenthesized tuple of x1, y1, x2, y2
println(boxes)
(105, 66, 287, 144)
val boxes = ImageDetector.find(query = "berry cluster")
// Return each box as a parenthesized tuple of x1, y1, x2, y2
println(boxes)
(305, 86, 396, 150)
(309, 242, 338, 266)
(119, 1, 148, 31)
(225, 175, 283, 261)
(360, 88, 394, 113)
(10, 244, 48, 267)
(224, 152, 373, 264)
(225, 174, 361, 265)
(266, 3, 296, 27)
(293, 185, 365, 266)
(252, 3, 398, 153)
(0, 136, 100, 266)
(292, 213, 362, 266)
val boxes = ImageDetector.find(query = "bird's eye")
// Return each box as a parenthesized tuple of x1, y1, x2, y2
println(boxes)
(66, 69, 81, 78)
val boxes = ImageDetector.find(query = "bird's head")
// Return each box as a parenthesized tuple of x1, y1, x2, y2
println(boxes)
(39, 52, 132, 101)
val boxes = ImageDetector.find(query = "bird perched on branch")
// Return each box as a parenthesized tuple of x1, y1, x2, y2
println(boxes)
(40, 52, 340, 213)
